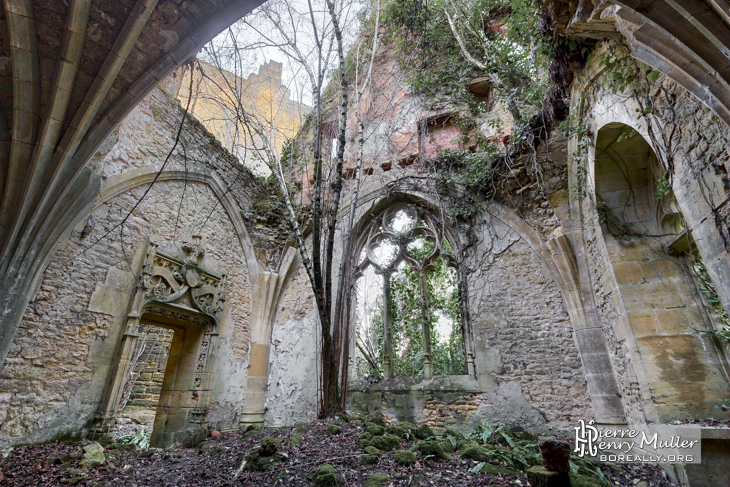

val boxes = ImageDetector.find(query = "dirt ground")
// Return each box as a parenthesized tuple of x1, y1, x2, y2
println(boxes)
(0, 419, 677, 487)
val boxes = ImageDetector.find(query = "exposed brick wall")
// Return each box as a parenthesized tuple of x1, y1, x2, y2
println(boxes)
(121, 325, 175, 412)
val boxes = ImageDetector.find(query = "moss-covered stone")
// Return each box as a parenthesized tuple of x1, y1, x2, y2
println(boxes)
(415, 424, 434, 440)
(358, 454, 379, 467)
(296, 422, 309, 433)
(326, 425, 342, 435)
(479, 463, 519, 476)
(244, 437, 284, 471)
(369, 434, 401, 451)
(386, 425, 407, 438)
(394, 449, 417, 466)
(392, 421, 418, 440)
(308, 463, 342, 487)
(358, 432, 373, 449)
(368, 413, 387, 427)
(243, 449, 283, 471)
(260, 436, 282, 455)
(396, 421, 418, 432)
(364, 446, 382, 456)
(461, 444, 490, 462)
(570, 472, 609, 487)
(363, 473, 391, 487)
(416, 439, 452, 461)
(526, 466, 570, 486)
(365, 422, 385, 436)
(439, 436, 459, 452)
(291, 432, 303, 448)
(80, 443, 105, 469)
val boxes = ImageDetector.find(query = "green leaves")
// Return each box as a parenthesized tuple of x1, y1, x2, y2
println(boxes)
(692, 256, 730, 340)
(653, 176, 671, 200)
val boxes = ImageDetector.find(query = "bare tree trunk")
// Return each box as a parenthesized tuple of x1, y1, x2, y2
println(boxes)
(332, 2, 380, 409)
(317, 0, 350, 417)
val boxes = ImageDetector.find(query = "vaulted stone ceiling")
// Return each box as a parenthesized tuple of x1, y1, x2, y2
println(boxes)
(548, 0, 730, 126)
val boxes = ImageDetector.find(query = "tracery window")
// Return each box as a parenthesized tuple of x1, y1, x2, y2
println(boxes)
(353, 204, 466, 380)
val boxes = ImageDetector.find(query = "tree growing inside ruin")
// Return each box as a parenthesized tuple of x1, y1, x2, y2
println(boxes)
(189, 0, 591, 417)
(191, 0, 386, 417)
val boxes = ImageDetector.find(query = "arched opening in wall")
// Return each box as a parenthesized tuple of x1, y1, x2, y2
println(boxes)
(350, 204, 467, 381)
(594, 123, 730, 422)
(92, 238, 224, 448)
(114, 323, 175, 444)
(107, 306, 217, 449)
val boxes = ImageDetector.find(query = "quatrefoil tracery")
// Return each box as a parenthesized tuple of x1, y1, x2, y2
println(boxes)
(361, 205, 446, 274)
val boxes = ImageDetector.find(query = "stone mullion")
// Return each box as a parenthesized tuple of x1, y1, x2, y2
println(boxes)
(418, 270, 433, 379)
(381, 269, 393, 379)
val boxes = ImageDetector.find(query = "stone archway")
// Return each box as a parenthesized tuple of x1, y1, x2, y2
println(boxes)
(593, 122, 730, 422)
(91, 237, 225, 448)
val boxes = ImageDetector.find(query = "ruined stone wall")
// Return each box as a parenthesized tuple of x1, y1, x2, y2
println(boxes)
(464, 212, 592, 430)
(0, 82, 270, 446)
(264, 264, 318, 426)
(176, 60, 308, 173)
(313, 37, 596, 433)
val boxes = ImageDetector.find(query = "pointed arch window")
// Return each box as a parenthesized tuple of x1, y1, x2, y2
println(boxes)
(353, 204, 468, 380)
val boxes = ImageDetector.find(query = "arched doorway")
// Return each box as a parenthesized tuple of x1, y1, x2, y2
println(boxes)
(91, 237, 225, 448)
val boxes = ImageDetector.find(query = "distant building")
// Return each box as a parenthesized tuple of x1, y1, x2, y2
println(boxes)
(174, 60, 309, 174)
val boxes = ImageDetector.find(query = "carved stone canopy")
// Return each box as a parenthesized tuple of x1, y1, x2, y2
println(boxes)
(140, 236, 226, 324)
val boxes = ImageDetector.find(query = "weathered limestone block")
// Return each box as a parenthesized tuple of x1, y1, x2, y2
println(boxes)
(80, 443, 105, 469)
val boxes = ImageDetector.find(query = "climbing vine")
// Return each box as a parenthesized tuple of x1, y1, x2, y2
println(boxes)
(692, 257, 730, 342)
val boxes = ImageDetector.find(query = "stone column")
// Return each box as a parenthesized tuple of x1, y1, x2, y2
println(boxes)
(239, 271, 279, 427)
(418, 271, 433, 379)
(381, 269, 394, 379)
(239, 247, 301, 427)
